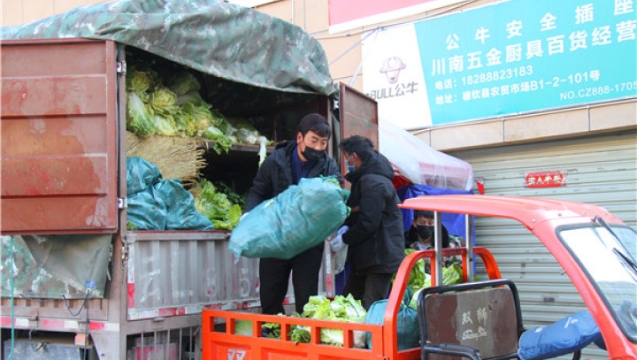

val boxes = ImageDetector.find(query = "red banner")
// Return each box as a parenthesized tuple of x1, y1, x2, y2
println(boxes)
(525, 171, 567, 188)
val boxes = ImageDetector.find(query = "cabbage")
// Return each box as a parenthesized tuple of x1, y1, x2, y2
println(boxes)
(408, 263, 464, 309)
(149, 87, 178, 116)
(191, 180, 244, 230)
(289, 294, 367, 346)
(126, 68, 154, 94)
(154, 115, 178, 136)
(180, 102, 213, 135)
(234, 320, 252, 336)
(176, 91, 203, 106)
(201, 126, 232, 154)
(258, 136, 268, 167)
(127, 92, 157, 137)
(226, 117, 261, 145)
(167, 71, 201, 96)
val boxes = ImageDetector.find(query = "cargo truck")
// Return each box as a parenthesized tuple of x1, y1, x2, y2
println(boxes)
(0, 2, 380, 359)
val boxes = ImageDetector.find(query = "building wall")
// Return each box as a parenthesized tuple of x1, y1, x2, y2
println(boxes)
(4, 0, 636, 152)
(1, 0, 109, 26)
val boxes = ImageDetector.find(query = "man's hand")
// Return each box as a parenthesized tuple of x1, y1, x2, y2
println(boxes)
(329, 234, 345, 252)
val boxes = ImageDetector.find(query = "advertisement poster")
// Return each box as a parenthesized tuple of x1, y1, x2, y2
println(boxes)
(362, 0, 636, 128)
(361, 25, 431, 130)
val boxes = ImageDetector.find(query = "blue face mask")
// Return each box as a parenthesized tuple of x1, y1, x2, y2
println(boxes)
(346, 154, 355, 173)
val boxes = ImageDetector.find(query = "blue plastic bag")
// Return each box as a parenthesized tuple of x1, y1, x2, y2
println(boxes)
(229, 177, 348, 259)
(155, 179, 214, 230)
(127, 156, 162, 195)
(365, 299, 419, 350)
(126, 157, 213, 230)
(127, 186, 168, 230)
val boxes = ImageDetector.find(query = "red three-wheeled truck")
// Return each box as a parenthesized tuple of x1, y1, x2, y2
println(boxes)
(203, 195, 637, 360)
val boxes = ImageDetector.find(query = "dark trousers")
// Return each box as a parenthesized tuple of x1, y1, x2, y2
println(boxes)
(259, 242, 325, 315)
(342, 272, 394, 310)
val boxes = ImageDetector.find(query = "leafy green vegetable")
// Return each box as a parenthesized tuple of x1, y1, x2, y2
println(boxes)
(288, 294, 367, 346)
(127, 92, 157, 137)
(202, 126, 232, 154)
(123, 60, 274, 149)
(400, 249, 429, 296)
(234, 320, 252, 336)
(261, 321, 281, 339)
(149, 87, 178, 116)
(176, 91, 203, 106)
(258, 136, 268, 167)
(191, 179, 243, 230)
(408, 263, 464, 309)
(166, 71, 201, 96)
(154, 115, 178, 136)
(214, 181, 247, 209)
(126, 68, 155, 94)
(226, 117, 261, 145)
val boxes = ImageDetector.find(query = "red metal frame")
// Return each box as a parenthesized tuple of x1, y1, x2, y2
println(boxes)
(400, 194, 637, 359)
(202, 246, 502, 360)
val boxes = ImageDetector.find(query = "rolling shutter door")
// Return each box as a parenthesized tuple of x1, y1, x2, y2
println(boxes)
(450, 131, 636, 360)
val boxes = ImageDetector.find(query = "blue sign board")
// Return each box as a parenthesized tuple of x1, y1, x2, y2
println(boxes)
(415, 0, 637, 125)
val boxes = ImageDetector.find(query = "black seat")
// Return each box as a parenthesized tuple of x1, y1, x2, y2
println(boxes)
(417, 279, 524, 360)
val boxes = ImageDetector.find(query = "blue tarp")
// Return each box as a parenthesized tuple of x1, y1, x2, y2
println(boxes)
(397, 184, 475, 243)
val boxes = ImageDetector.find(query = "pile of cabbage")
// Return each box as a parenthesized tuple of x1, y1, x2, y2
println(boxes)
(190, 179, 246, 230)
(234, 294, 367, 347)
(291, 294, 367, 346)
(401, 248, 464, 309)
(125, 61, 270, 159)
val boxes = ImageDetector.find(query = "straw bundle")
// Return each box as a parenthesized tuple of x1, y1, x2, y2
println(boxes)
(126, 131, 206, 186)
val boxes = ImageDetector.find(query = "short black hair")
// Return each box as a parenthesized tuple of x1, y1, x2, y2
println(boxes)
(297, 113, 331, 138)
(414, 210, 434, 220)
(339, 135, 374, 161)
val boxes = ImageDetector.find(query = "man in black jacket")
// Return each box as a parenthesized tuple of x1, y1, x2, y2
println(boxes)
(329, 135, 404, 310)
(245, 113, 343, 315)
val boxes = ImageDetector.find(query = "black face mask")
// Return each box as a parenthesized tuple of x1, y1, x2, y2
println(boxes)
(302, 146, 323, 162)
(416, 225, 434, 240)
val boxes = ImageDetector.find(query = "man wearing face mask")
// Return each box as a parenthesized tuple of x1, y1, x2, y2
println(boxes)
(245, 113, 343, 315)
(329, 135, 404, 310)
(404, 210, 464, 271)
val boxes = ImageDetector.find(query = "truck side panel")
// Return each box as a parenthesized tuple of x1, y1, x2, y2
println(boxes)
(1, 39, 118, 234)
(125, 231, 261, 320)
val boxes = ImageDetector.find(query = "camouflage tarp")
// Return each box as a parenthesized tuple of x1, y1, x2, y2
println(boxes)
(1, 235, 112, 299)
(0, 0, 336, 97)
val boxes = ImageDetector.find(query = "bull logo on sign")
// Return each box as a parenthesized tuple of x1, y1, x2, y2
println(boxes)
(380, 57, 406, 84)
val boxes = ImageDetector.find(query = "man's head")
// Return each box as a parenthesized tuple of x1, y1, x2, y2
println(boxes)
(296, 113, 331, 162)
(413, 210, 435, 225)
(339, 135, 374, 172)
(412, 210, 450, 247)
(413, 210, 435, 241)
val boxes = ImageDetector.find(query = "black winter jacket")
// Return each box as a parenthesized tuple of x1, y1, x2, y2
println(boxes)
(342, 152, 404, 274)
(245, 141, 343, 211)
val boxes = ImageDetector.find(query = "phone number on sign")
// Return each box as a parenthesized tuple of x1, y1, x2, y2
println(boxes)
(461, 66, 533, 86)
